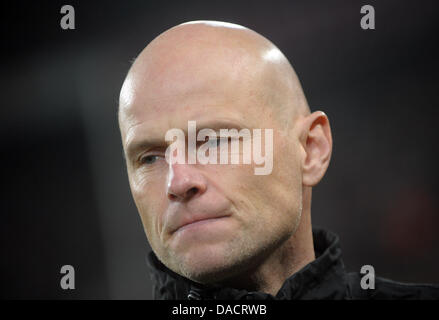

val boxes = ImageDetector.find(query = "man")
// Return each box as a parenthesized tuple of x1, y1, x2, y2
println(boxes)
(118, 21, 439, 299)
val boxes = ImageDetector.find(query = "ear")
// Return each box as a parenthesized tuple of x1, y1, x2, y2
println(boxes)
(300, 111, 333, 187)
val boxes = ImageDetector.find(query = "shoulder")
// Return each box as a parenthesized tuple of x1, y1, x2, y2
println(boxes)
(345, 272, 439, 300)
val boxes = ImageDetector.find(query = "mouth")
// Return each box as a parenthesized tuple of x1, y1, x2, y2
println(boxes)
(173, 216, 230, 234)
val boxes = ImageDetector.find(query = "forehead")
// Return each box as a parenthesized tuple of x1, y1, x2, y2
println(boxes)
(118, 32, 288, 149)
(120, 62, 275, 145)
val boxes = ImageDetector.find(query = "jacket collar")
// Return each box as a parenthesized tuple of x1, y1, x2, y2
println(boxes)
(146, 227, 349, 300)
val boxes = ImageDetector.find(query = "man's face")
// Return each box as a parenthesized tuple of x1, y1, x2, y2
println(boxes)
(119, 47, 305, 283)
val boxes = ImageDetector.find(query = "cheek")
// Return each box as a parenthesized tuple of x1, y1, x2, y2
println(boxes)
(221, 144, 302, 232)
(129, 170, 168, 248)
(273, 145, 303, 212)
(129, 162, 168, 193)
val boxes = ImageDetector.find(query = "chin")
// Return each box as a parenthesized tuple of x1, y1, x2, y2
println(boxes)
(175, 245, 240, 284)
(181, 262, 237, 285)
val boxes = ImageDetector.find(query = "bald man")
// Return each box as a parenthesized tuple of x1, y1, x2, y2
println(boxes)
(118, 21, 439, 300)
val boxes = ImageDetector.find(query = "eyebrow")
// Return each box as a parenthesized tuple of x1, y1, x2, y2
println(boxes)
(125, 136, 166, 161)
(195, 119, 248, 132)
(125, 119, 248, 160)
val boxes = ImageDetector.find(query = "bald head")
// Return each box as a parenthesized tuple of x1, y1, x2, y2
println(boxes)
(119, 21, 309, 134)
(117, 22, 331, 292)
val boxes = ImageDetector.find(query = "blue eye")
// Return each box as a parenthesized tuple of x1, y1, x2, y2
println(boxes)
(209, 138, 221, 148)
(209, 137, 228, 147)
(141, 155, 159, 165)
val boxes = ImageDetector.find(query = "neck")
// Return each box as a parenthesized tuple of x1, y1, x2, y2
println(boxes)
(219, 187, 315, 296)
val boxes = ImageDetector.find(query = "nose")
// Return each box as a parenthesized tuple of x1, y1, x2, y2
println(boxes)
(167, 163, 207, 202)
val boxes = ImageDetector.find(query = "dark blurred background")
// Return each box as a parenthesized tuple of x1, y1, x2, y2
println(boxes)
(1, 0, 438, 299)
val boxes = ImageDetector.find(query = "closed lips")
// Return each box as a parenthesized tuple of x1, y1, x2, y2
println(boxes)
(172, 214, 231, 234)
(174, 216, 227, 232)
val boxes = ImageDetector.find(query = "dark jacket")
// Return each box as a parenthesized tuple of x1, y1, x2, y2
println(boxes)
(146, 227, 439, 300)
